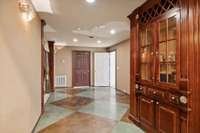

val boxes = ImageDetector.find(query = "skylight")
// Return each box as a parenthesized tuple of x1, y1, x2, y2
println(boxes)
(31, 0, 53, 13)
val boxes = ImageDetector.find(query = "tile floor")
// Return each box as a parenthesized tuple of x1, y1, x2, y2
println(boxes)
(35, 87, 144, 133)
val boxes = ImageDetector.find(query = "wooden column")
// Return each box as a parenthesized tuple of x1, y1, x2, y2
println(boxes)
(48, 41, 55, 92)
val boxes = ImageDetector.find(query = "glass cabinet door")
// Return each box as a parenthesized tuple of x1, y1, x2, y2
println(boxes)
(158, 16, 177, 84)
(140, 26, 154, 81)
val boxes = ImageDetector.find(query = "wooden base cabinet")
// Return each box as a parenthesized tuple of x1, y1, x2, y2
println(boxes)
(129, 0, 200, 132)
(139, 96, 179, 133)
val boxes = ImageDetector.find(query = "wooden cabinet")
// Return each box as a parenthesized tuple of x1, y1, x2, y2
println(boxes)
(127, 0, 200, 132)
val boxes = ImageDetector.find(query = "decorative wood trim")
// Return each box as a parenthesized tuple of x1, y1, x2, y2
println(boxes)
(41, 19, 46, 114)
(48, 41, 55, 92)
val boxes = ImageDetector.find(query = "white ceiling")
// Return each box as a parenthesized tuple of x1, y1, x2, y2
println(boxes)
(32, 0, 146, 48)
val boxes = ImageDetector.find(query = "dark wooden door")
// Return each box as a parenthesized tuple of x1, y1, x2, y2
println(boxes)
(72, 51, 90, 87)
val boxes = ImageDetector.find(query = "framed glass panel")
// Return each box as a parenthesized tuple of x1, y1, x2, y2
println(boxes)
(160, 63, 167, 82)
(140, 30, 146, 47)
(159, 42, 167, 62)
(158, 15, 177, 84)
(168, 64, 176, 83)
(147, 28, 153, 44)
(141, 64, 146, 80)
(145, 64, 151, 80)
(168, 40, 176, 62)
(141, 63, 151, 80)
(140, 25, 153, 81)
(141, 47, 151, 63)
(168, 16, 176, 40)
(159, 20, 167, 42)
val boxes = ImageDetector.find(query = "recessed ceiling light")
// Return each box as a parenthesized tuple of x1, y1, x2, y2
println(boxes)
(73, 38, 78, 42)
(97, 40, 102, 44)
(99, 25, 106, 29)
(86, 0, 95, 3)
(110, 29, 116, 35)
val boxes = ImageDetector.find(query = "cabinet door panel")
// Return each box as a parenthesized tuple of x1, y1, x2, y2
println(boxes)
(157, 14, 179, 85)
(139, 25, 155, 81)
(139, 97, 154, 127)
(156, 104, 179, 133)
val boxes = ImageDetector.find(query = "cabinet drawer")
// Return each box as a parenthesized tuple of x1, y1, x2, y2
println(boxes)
(147, 88, 165, 99)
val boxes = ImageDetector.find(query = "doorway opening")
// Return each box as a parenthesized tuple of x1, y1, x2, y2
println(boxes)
(109, 51, 116, 89)
(94, 51, 117, 88)
(94, 52, 110, 86)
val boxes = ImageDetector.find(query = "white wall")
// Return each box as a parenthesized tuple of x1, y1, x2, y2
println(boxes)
(0, 0, 42, 133)
(110, 51, 116, 88)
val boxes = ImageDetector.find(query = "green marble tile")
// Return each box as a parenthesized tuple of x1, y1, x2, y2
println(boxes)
(34, 104, 74, 132)
(111, 122, 145, 133)
(47, 92, 71, 103)
(77, 90, 107, 99)
(79, 101, 129, 121)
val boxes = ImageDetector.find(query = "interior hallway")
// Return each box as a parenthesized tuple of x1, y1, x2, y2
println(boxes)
(34, 87, 144, 133)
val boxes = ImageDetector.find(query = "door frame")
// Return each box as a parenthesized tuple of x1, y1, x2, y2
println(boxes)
(72, 50, 91, 87)
(41, 20, 46, 114)
(109, 50, 117, 89)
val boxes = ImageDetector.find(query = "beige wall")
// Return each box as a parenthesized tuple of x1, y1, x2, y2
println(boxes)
(109, 40, 130, 94)
(55, 47, 106, 87)
(0, 0, 42, 133)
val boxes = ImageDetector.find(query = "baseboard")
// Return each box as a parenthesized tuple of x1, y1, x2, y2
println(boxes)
(31, 113, 42, 133)
(116, 88, 130, 95)
(55, 86, 69, 89)
(129, 113, 140, 125)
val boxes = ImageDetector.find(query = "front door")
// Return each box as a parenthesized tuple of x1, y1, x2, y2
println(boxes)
(72, 51, 90, 87)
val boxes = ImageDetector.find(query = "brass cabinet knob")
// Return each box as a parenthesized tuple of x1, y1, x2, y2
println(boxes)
(151, 100, 154, 103)
(135, 84, 139, 89)
(171, 96, 175, 100)
(180, 96, 188, 104)
(156, 102, 159, 105)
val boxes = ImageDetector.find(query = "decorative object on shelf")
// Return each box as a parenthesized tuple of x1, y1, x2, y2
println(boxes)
(18, 0, 35, 22)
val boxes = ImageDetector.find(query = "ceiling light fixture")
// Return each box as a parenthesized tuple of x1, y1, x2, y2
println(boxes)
(97, 40, 102, 44)
(73, 38, 78, 42)
(18, 0, 35, 22)
(110, 29, 116, 35)
(86, 0, 95, 4)
(99, 25, 106, 29)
